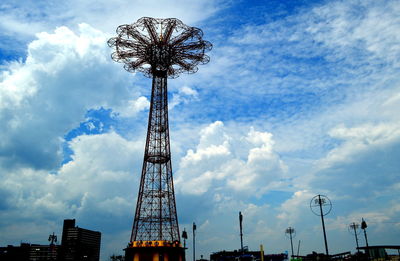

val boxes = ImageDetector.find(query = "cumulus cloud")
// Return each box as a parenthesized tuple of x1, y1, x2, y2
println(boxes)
(0, 23, 142, 170)
(115, 96, 149, 118)
(0, 131, 142, 246)
(1, 131, 141, 214)
(175, 121, 287, 196)
(277, 190, 314, 224)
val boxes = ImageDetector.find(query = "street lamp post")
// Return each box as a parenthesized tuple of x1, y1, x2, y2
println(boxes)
(361, 218, 370, 259)
(48, 232, 57, 261)
(182, 228, 188, 261)
(285, 227, 296, 259)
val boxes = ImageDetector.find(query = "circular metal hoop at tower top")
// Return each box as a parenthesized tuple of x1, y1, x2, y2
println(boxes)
(107, 17, 212, 78)
(285, 227, 296, 238)
(310, 195, 332, 216)
(348, 223, 361, 235)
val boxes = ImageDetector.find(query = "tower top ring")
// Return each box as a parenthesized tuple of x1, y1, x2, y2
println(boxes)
(108, 17, 212, 78)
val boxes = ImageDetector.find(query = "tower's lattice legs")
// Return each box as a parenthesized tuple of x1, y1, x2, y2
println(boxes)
(131, 71, 179, 242)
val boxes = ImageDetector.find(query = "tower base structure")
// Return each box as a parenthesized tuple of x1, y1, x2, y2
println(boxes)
(125, 241, 185, 261)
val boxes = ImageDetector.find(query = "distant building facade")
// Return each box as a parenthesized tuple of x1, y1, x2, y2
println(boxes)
(0, 243, 58, 261)
(0, 243, 30, 261)
(0, 219, 101, 261)
(59, 219, 101, 261)
(30, 244, 59, 261)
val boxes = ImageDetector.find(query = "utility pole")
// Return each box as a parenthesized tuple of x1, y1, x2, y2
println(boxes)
(349, 223, 360, 253)
(239, 211, 244, 253)
(193, 222, 197, 261)
(297, 240, 301, 257)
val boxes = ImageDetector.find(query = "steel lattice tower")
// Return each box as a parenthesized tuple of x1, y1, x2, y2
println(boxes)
(108, 17, 211, 245)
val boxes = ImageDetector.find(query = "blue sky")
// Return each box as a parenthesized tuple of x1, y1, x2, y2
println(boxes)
(1, 0, 400, 260)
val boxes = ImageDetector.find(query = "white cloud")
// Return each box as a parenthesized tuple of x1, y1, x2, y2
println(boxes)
(308, 0, 400, 64)
(318, 123, 400, 169)
(0, 23, 138, 169)
(0, 131, 141, 215)
(175, 121, 287, 195)
(277, 190, 314, 224)
(0, 0, 223, 48)
(114, 96, 149, 117)
(170, 85, 199, 109)
(180, 86, 199, 97)
(0, 131, 142, 249)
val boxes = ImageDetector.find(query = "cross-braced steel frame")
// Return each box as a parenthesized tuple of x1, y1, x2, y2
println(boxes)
(108, 17, 212, 242)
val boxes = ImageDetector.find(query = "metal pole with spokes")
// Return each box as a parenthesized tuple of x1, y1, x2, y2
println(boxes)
(310, 194, 332, 257)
